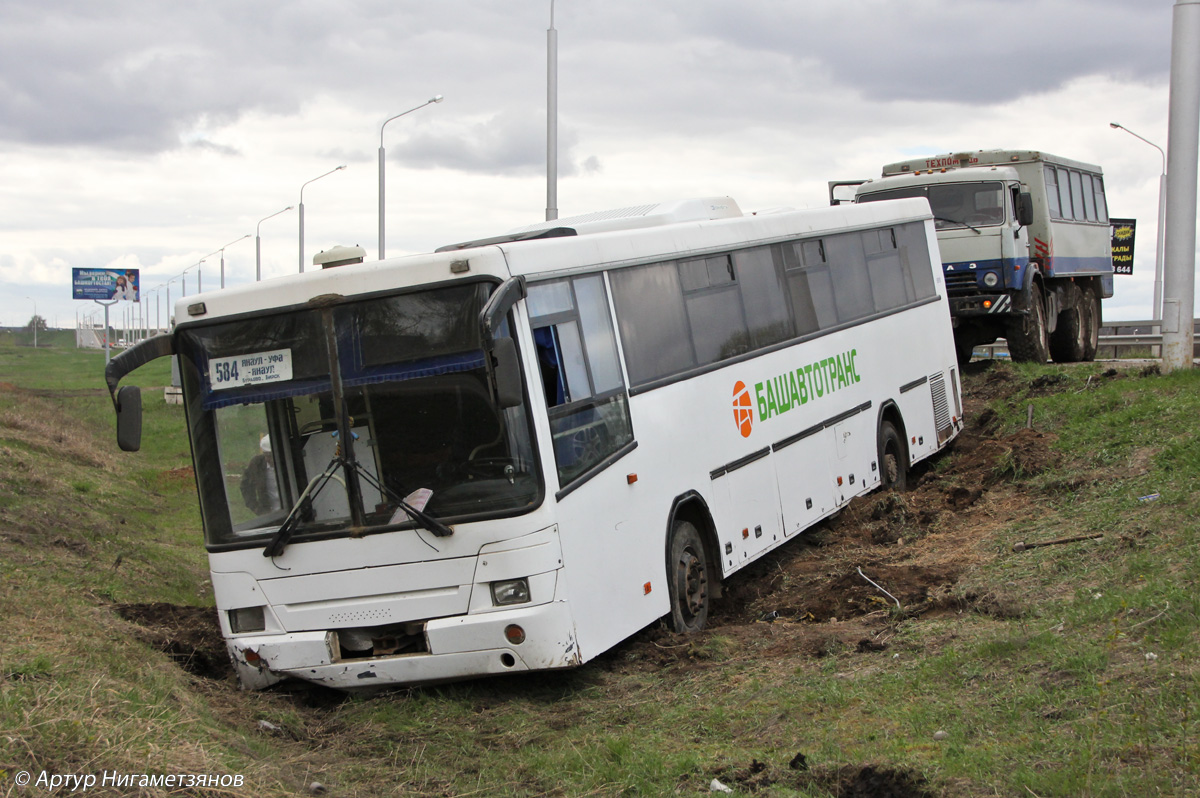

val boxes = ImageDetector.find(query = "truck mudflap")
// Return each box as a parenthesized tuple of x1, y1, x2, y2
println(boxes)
(227, 600, 581, 691)
(949, 294, 1020, 318)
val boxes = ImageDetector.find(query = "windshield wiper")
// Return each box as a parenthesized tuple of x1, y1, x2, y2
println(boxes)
(262, 444, 455, 558)
(933, 216, 983, 234)
(348, 459, 454, 538)
(263, 457, 343, 558)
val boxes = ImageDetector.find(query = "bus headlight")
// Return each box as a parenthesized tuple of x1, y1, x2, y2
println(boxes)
(491, 579, 531, 606)
(229, 606, 266, 634)
(982, 271, 999, 288)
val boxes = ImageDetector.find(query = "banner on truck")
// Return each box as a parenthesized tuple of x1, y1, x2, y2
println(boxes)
(72, 268, 140, 301)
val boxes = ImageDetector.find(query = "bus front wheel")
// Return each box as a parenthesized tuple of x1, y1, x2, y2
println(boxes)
(878, 420, 908, 492)
(667, 520, 709, 634)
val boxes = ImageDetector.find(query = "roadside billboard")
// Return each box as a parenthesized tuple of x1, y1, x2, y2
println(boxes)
(1110, 218, 1136, 276)
(72, 268, 140, 301)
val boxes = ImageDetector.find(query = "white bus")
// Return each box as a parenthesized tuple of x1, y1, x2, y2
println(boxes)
(106, 196, 963, 691)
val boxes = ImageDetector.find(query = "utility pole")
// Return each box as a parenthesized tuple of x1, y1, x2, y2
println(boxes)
(546, 0, 559, 222)
(1161, 0, 1200, 371)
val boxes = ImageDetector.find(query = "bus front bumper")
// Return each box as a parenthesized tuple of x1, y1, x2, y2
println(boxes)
(227, 601, 581, 691)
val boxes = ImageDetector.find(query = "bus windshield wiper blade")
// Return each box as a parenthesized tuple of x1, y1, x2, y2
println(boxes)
(349, 459, 454, 538)
(933, 215, 982, 234)
(263, 457, 343, 558)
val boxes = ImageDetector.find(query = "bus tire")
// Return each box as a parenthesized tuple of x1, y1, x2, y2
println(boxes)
(1081, 285, 1101, 361)
(1007, 283, 1049, 363)
(1049, 286, 1086, 363)
(666, 520, 709, 634)
(878, 420, 908, 492)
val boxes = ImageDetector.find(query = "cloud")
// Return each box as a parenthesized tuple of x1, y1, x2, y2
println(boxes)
(392, 109, 591, 177)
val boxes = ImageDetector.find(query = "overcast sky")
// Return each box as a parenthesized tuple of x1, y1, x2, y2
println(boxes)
(0, 0, 1192, 331)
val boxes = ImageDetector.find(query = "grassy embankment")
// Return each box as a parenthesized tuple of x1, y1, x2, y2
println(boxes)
(0, 337, 1197, 796)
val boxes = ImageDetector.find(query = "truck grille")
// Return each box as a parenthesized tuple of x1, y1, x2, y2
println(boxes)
(944, 272, 979, 297)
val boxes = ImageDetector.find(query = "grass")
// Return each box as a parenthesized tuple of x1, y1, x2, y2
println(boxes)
(1, 341, 1199, 796)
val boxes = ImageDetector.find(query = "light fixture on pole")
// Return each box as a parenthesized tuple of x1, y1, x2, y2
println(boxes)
(196, 259, 207, 294)
(299, 166, 347, 272)
(379, 94, 443, 260)
(257, 206, 293, 281)
(1109, 122, 1167, 322)
(216, 235, 251, 289)
(24, 296, 36, 348)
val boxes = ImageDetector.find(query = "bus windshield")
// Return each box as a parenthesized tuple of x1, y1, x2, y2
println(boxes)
(859, 181, 1005, 231)
(178, 281, 541, 548)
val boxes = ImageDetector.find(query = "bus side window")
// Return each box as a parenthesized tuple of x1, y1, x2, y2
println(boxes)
(528, 277, 635, 488)
(533, 327, 566, 407)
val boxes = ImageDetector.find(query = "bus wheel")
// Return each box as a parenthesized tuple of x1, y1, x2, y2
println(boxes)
(1007, 283, 1049, 363)
(878, 420, 908, 492)
(667, 520, 709, 634)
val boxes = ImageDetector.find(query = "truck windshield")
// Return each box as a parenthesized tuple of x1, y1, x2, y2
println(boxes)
(859, 182, 1005, 231)
(177, 281, 541, 548)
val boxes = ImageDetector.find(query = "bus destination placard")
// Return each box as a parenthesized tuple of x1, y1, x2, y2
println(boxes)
(209, 349, 293, 390)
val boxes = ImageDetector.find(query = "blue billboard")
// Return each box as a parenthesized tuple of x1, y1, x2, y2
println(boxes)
(72, 268, 139, 301)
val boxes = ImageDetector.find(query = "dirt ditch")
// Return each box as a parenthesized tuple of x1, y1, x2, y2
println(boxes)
(115, 602, 232, 681)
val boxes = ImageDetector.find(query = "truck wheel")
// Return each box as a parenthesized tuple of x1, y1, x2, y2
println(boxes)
(955, 337, 976, 366)
(1081, 286, 1101, 361)
(1007, 284, 1049, 363)
(666, 520, 709, 634)
(878, 420, 908, 492)
(1049, 286, 1086, 363)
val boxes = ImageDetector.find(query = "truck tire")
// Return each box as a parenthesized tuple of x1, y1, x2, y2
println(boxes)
(1049, 285, 1086, 363)
(1007, 283, 1050, 363)
(1081, 285, 1101, 361)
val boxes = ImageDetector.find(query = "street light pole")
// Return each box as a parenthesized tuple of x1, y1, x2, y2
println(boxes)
(546, 0, 558, 222)
(257, 206, 293, 281)
(379, 95, 443, 260)
(1110, 122, 1167, 322)
(1161, 0, 1200, 372)
(299, 166, 346, 272)
(217, 235, 251, 289)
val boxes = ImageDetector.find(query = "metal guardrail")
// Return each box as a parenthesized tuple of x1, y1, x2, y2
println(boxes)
(976, 319, 1200, 360)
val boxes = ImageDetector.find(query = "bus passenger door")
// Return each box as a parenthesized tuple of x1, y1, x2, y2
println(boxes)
(710, 453, 784, 568)
(773, 428, 838, 536)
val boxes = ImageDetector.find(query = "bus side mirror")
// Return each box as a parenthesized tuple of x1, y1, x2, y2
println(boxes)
(115, 385, 143, 452)
(1017, 192, 1034, 227)
(490, 337, 523, 409)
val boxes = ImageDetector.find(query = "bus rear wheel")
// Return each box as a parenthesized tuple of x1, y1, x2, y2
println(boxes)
(878, 420, 908, 492)
(666, 520, 709, 634)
